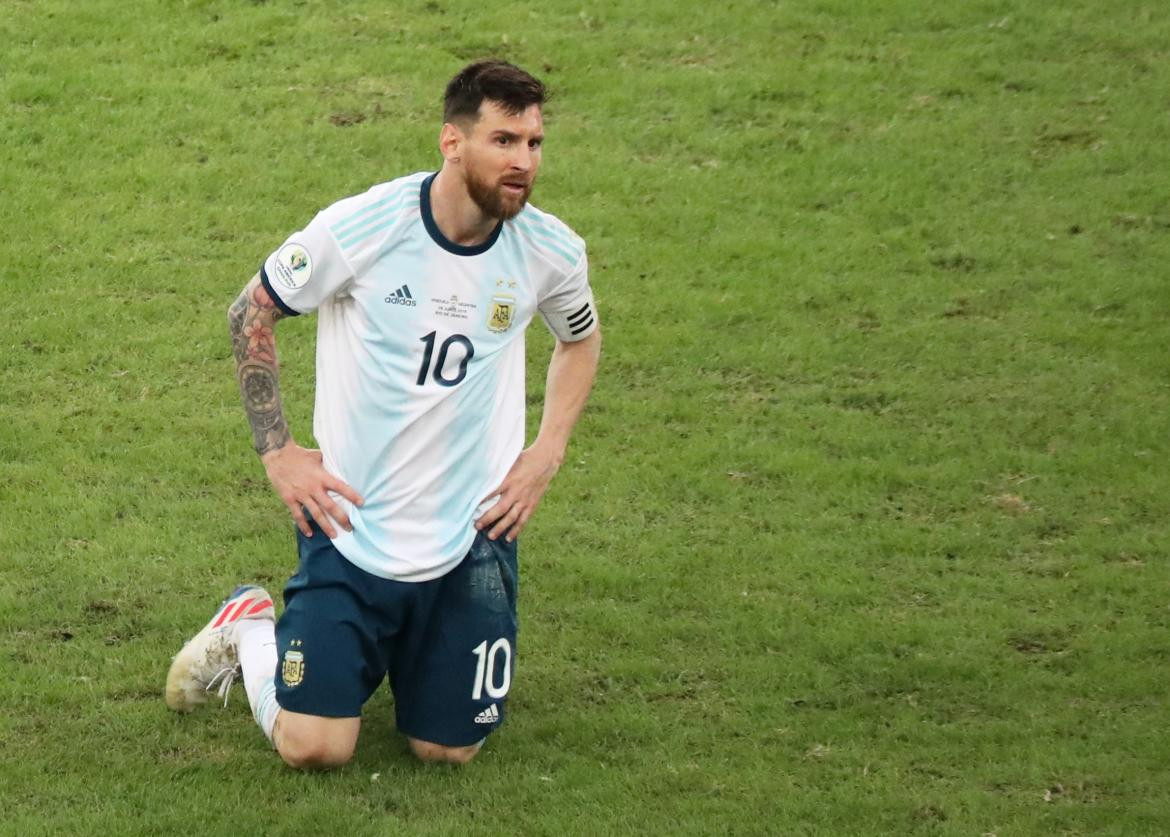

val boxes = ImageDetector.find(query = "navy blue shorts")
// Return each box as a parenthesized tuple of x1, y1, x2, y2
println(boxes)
(273, 523, 518, 747)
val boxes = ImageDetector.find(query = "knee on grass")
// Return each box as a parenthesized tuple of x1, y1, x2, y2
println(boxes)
(277, 737, 355, 770)
(275, 729, 356, 770)
(409, 737, 482, 765)
(272, 710, 360, 770)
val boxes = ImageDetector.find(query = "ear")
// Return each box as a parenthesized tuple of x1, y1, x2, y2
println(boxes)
(439, 122, 463, 164)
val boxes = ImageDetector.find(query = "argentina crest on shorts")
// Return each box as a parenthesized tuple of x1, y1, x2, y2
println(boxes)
(282, 641, 305, 687)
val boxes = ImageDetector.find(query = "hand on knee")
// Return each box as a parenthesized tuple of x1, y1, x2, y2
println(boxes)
(409, 737, 482, 765)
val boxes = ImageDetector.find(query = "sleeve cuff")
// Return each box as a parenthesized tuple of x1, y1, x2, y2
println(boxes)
(260, 265, 301, 317)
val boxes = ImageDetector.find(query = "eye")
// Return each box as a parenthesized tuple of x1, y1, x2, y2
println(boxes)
(529, 138, 542, 149)
(495, 135, 509, 146)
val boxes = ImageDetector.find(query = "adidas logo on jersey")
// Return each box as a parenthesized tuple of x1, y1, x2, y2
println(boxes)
(385, 284, 417, 306)
(473, 704, 500, 725)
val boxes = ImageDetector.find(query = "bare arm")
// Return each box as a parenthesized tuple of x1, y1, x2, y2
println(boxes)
(228, 275, 292, 455)
(476, 327, 602, 542)
(228, 275, 362, 537)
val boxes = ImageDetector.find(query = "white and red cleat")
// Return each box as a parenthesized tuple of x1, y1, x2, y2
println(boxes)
(165, 585, 274, 713)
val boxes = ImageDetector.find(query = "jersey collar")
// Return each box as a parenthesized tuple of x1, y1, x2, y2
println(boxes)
(420, 172, 503, 257)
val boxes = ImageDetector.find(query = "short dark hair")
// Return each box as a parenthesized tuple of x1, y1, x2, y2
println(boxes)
(443, 60, 546, 125)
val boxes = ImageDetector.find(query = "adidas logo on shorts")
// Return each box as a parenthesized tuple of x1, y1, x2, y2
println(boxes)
(473, 703, 500, 725)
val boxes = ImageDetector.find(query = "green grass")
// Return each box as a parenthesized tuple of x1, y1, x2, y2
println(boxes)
(3, 0, 1170, 833)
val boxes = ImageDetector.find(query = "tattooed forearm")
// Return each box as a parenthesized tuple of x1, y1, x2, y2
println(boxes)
(238, 361, 291, 453)
(228, 274, 292, 455)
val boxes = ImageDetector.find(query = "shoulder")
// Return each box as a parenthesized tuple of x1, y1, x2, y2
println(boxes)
(318, 172, 428, 244)
(506, 204, 587, 273)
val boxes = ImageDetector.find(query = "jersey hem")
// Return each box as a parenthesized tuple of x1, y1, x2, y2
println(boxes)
(331, 527, 478, 583)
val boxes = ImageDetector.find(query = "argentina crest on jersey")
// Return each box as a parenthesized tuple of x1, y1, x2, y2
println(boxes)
(488, 279, 520, 333)
(487, 294, 516, 333)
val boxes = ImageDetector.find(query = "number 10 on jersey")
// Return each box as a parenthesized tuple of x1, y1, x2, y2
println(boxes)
(417, 331, 474, 387)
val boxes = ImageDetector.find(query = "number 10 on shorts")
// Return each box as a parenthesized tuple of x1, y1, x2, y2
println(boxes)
(471, 638, 512, 700)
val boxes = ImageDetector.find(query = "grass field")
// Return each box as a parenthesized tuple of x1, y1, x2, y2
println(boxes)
(3, 0, 1170, 833)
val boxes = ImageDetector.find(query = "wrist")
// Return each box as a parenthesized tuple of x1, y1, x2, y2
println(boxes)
(259, 442, 293, 465)
(530, 436, 567, 467)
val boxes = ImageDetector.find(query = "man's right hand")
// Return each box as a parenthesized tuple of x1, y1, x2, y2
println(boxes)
(261, 444, 364, 538)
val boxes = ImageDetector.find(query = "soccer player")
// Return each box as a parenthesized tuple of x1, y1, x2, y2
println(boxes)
(165, 60, 601, 768)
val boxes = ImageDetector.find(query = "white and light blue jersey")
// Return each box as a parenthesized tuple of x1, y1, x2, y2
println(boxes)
(260, 172, 597, 581)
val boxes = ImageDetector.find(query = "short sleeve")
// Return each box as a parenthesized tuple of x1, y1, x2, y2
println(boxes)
(260, 210, 355, 316)
(537, 251, 598, 341)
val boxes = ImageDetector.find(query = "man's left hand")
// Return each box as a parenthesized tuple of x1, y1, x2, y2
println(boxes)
(475, 444, 563, 542)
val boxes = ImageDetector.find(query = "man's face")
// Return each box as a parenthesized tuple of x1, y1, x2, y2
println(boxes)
(458, 100, 544, 220)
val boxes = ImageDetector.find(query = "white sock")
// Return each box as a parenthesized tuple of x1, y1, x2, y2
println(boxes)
(235, 618, 281, 744)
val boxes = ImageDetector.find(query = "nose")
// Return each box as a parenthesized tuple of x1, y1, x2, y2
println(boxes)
(511, 144, 533, 172)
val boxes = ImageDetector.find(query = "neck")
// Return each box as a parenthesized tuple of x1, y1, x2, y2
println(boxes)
(430, 167, 498, 246)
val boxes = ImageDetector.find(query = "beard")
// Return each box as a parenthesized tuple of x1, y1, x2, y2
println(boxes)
(465, 165, 533, 221)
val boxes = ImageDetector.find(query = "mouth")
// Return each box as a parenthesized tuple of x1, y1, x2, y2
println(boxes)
(500, 181, 528, 196)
